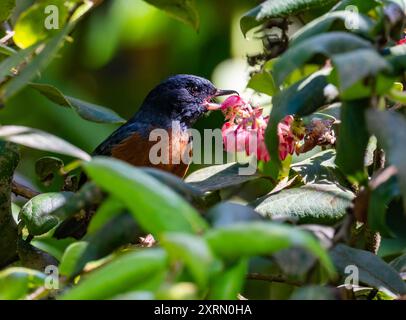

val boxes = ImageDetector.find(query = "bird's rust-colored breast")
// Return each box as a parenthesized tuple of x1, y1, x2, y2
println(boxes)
(111, 128, 191, 178)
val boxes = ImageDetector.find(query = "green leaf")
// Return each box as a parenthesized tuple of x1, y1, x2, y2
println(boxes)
(335, 100, 370, 180)
(83, 157, 208, 236)
(1, 23, 73, 101)
(144, 0, 199, 31)
(265, 71, 330, 170)
(60, 249, 167, 300)
(13, 0, 69, 49)
(205, 202, 264, 228)
(0, 125, 91, 161)
(273, 32, 373, 85)
(185, 163, 260, 193)
(29, 83, 125, 124)
(291, 11, 374, 47)
(76, 213, 142, 276)
(208, 259, 248, 300)
(0, 44, 39, 84)
(247, 70, 277, 96)
(59, 241, 88, 278)
(291, 149, 348, 185)
(0, 267, 46, 300)
(331, 49, 392, 91)
(143, 167, 203, 201)
(254, 184, 354, 224)
(366, 109, 406, 215)
(369, 176, 400, 236)
(330, 244, 406, 295)
(161, 233, 221, 288)
(35, 156, 64, 186)
(87, 196, 125, 234)
(205, 222, 335, 276)
(20, 192, 73, 236)
(240, 0, 337, 37)
(0, 0, 15, 22)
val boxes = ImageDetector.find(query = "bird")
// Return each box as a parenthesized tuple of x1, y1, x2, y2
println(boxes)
(54, 74, 238, 239)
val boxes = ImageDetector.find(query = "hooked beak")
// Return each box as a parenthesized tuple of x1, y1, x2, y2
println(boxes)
(205, 89, 239, 110)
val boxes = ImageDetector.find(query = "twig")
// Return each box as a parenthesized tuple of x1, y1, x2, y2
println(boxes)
(12, 181, 40, 199)
(246, 273, 303, 287)
(0, 22, 14, 45)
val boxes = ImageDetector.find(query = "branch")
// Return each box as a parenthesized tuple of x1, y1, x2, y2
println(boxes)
(12, 181, 40, 199)
(246, 273, 303, 287)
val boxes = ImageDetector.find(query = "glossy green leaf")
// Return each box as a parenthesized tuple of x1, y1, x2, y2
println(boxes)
(366, 109, 406, 214)
(206, 202, 264, 228)
(20, 192, 73, 236)
(161, 233, 221, 288)
(273, 32, 373, 85)
(144, 0, 199, 31)
(185, 162, 260, 193)
(0, 267, 46, 300)
(205, 222, 335, 276)
(87, 196, 126, 234)
(330, 244, 406, 295)
(0, 125, 91, 161)
(254, 184, 354, 224)
(1, 23, 73, 101)
(59, 241, 88, 278)
(335, 100, 370, 180)
(265, 71, 330, 170)
(208, 259, 248, 300)
(240, 0, 337, 36)
(13, 0, 69, 49)
(60, 249, 167, 300)
(331, 49, 391, 91)
(29, 83, 125, 124)
(291, 11, 374, 47)
(247, 70, 277, 96)
(83, 157, 208, 236)
(291, 149, 348, 185)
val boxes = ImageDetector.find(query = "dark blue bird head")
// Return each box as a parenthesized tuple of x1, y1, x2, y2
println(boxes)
(134, 74, 238, 128)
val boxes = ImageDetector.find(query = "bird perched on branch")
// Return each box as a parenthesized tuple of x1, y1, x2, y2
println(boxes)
(54, 74, 237, 239)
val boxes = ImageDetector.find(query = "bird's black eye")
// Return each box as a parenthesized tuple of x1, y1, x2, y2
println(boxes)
(189, 85, 200, 96)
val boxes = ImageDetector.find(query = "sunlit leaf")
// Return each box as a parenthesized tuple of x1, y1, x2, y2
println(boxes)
(254, 184, 354, 224)
(0, 125, 91, 161)
(240, 0, 337, 36)
(29, 83, 125, 124)
(60, 249, 167, 300)
(13, 0, 69, 49)
(144, 0, 199, 31)
(205, 222, 335, 276)
(0, 267, 46, 300)
(83, 157, 208, 235)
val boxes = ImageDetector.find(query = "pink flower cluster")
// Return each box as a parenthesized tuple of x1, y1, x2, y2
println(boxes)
(218, 96, 300, 162)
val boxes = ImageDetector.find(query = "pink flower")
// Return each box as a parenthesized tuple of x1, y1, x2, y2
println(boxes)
(219, 96, 300, 162)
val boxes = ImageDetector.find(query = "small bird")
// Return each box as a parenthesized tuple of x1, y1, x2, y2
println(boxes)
(54, 74, 237, 239)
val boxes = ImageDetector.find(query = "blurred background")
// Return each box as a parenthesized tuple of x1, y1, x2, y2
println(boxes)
(1, 0, 264, 185)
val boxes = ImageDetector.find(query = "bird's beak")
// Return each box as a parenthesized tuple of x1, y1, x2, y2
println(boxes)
(205, 89, 239, 110)
(213, 89, 239, 97)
